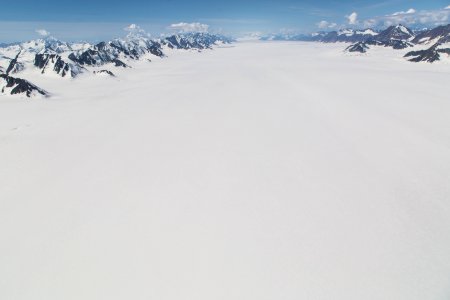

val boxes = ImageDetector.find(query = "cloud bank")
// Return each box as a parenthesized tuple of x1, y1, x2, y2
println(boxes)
(35, 29, 50, 37)
(362, 7, 450, 28)
(169, 22, 209, 33)
(317, 20, 337, 29)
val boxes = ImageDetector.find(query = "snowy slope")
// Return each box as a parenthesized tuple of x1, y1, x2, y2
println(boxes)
(0, 33, 231, 97)
(1, 42, 450, 300)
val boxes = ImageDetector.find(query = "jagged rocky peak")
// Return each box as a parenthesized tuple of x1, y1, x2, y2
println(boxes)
(162, 33, 232, 50)
(372, 39, 413, 49)
(412, 24, 450, 44)
(345, 42, 370, 53)
(5, 51, 25, 75)
(15, 36, 72, 54)
(0, 28, 233, 98)
(376, 24, 415, 42)
(68, 37, 163, 68)
(0, 74, 48, 98)
(68, 32, 230, 68)
(34, 53, 84, 78)
(345, 24, 415, 53)
(405, 43, 450, 63)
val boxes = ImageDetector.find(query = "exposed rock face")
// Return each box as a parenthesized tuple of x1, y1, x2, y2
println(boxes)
(345, 25, 415, 54)
(5, 51, 23, 75)
(371, 39, 413, 49)
(0, 32, 233, 98)
(34, 54, 84, 77)
(68, 38, 163, 67)
(93, 70, 115, 76)
(0, 74, 48, 97)
(404, 43, 450, 63)
(403, 25, 450, 63)
(386, 39, 413, 49)
(412, 24, 450, 44)
(68, 33, 230, 68)
(375, 25, 415, 42)
(345, 42, 370, 53)
(162, 33, 231, 50)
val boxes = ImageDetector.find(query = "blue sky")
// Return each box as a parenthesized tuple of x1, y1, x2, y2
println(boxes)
(1, 0, 450, 42)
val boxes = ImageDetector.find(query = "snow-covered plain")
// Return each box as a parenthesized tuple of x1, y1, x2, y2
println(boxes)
(1, 41, 450, 300)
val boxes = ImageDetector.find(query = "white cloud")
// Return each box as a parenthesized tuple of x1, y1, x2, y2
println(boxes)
(35, 29, 49, 37)
(317, 21, 337, 29)
(347, 12, 358, 25)
(392, 8, 416, 16)
(123, 24, 150, 38)
(363, 19, 377, 28)
(124, 24, 139, 31)
(357, 7, 450, 28)
(124, 24, 146, 34)
(169, 22, 209, 33)
(320, 7, 450, 30)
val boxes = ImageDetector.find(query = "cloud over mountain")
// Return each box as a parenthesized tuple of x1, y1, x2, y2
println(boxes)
(169, 22, 209, 33)
(362, 7, 450, 28)
(36, 29, 50, 37)
(317, 21, 337, 29)
(347, 12, 358, 25)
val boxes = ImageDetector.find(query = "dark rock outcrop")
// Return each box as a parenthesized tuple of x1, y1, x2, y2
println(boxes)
(0, 74, 48, 97)
(375, 25, 415, 42)
(345, 25, 415, 53)
(69, 38, 163, 67)
(93, 70, 115, 76)
(345, 42, 370, 53)
(404, 43, 450, 63)
(162, 33, 232, 50)
(412, 24, 450, 44)
(5, 51, 23, 75)
(34, 54, 84, 77)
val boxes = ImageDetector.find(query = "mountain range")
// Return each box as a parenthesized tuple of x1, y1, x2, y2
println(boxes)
(2, 24, 449, 98)
(262, 24, 450, 63)
(0, 33, 232, 98)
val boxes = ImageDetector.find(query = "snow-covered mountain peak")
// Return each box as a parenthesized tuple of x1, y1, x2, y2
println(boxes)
(356, 29, 378, 36)
(337, 29, 355, 36)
